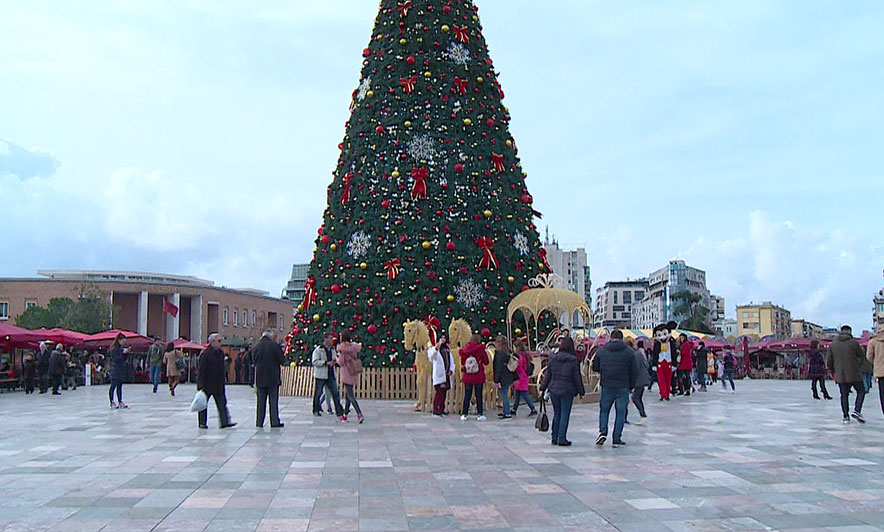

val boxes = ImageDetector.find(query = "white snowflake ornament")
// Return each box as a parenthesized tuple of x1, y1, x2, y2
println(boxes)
(347, 231, 371, 259)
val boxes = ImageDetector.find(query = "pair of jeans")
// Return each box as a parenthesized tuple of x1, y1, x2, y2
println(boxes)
(313, 377, 343, 415)
(838, 382, 865, 418)
(150, 365, 162, 391)
(499, 384, 511, 415)
(722, 370, 735, 390)
(343, 383, 362, 416)
(198, 390, 230, 427)
(631, 386, 646, 417)
(256, 385, 281, 426)
(461, 382, 484, 415)
(599, 387, 629, 442)
(878, 377, 884, 417)
(433, 383, 448, 414)
(862, 373, 873, 393)
(550, 393, 574, 442)
(108, 380, 123, 403)
(512, 390, 535, 413)
(677, 369, 692, 394)
(811, 377, 830, 398)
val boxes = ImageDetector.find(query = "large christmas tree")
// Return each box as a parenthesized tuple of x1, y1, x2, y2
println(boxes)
(285, 0, 550, 367)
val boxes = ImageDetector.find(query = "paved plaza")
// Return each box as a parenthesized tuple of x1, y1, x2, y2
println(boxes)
(0, 379, 883, 532)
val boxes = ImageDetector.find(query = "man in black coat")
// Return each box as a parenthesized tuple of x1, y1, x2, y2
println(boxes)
(36, 342, 51, 394)
(48, 344, 67, 395)
(197, 334, 236, 429)
(253, 330, 285, 428)
(592, 330, 639, 447)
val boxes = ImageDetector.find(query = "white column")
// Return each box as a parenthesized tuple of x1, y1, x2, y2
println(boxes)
(166, 292, 181, 341)
(137, 291, 148, 336)
(191, 295, 203, 343)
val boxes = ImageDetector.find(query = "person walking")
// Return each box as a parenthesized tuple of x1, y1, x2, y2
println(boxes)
(148, 337, 164, 393)
(108, 334, 129, 409)
(592, 330, 638, 447)
(650, 322, 677, 401)
(694, 342, 708, 392)
(866, 325, 884, 417)
(807, 340, 832, 400)
(23, 355, 36, 394)
(721, 350, 736, 392)
(827, 325, 867, 424)
(676, 334, 693, 396)
(253, 330, 285, 428)
(492, 336, 515, 420)
(162, 342, 181, 396)
(335, 331, 364, 423)
(628, 338, 649, 424)
(48, 344, 66, 395)
(540, 336, 584, 446)
(311, 333, 345, 420)
(197, 333, 236, 429)
(36, 342, 50, 394)
(511, 340, 537, 417)
(459, 334, 490, 421)
(428, 334, 454, 417)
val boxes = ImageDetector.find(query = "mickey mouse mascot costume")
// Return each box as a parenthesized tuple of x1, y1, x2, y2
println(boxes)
(650, 321, 678, 401)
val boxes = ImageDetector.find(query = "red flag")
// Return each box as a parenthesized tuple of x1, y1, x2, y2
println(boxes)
(163, 297, 179, 318)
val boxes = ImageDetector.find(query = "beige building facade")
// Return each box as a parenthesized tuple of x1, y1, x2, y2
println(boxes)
(791, 319, 823, 338)
(0, 270, 293, 344)
(736, 301, 792, 339)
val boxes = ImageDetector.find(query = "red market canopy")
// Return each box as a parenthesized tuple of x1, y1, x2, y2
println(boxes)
(82, 329, 153, 349)
(172, 338, 206, 352)
(34, 328, 91, 346)
(0, 323, 44, 348)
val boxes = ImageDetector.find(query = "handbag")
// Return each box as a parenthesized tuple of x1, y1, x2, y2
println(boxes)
(347, 354, 364, 375)
(535, 398, 549, 432)
(190, 390, 208, 412)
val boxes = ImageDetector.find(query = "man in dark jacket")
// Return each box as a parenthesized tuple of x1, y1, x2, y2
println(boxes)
(827, 325, 866, 424)
(197, 334, 236, 429)
(492, 335, 515, 419)
(252, 330, 285, 428)
(694, 342, 708, 392)
(48, 344, 67, 395)
(592, 330, 639, 447)
(36, 342, 51, 394)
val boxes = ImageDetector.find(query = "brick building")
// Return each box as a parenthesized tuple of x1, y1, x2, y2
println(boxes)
(0, 270, 294, 344)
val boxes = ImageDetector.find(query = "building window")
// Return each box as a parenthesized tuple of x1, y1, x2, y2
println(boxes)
(223, 308, 229, 326)
(252, 311, 257, 326)
(623, 292, 632, 304)
(25, 300, 37, 309)
(233, 311, 238, 326)
(613, 305, 625, 312)
(278, 315, 283, 330)
(0, 301, 8, 320)
(242, 310, 248, 327)
(634, 291, 644, 300)
(613, 291, 618, 304)
(742, 323, 750, 329)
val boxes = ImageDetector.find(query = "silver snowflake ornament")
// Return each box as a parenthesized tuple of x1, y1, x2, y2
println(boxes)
(347, 231, 371, 259)
(514, 230, 529, 256)
(356, 76, 372, 101)
(407, 133, 436, 161)
(445, 42, 471, 67)
(454, 279, 484, 309)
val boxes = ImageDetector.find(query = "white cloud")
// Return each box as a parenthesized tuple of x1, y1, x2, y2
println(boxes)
(0, 138, 59, 179)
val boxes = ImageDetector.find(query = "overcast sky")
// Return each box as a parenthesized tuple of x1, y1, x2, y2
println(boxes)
(2, 1, 882, 330)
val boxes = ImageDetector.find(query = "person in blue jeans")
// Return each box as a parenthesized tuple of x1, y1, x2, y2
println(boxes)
(147, 338, 164, 393)
(539, 336, 584, 446)
(592, 330, 639, 447)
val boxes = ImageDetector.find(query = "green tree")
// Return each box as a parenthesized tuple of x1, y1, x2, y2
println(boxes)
(285, 1, 549, 367)
(671, 290, 715, 334)
(15, 297, 74, 329)
(15, 284, 115, 334)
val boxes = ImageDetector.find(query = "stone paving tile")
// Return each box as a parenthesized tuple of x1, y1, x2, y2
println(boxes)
(1, 380, 884, 531)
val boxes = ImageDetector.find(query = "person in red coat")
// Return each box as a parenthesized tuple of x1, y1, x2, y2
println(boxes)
(459, 334, 489, 421)
(511, 341, 537, 417)
(677, 334, 694, 396)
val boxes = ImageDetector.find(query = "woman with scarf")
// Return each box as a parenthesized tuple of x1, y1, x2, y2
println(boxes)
(428, 334, 454, 417)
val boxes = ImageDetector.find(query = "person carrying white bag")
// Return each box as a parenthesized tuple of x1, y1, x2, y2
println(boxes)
(194, 334, 237, 429)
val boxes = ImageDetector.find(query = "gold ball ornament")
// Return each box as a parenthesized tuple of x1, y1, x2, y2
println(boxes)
(360, 262, 367, 270)
(463, 118, 472, 126)
(424, 71, 432, 78)
(483, 209, 492, 218)
(446, 295, 455, 302)
(507, 276, 515, 283)
(297, 304, 304, 312)
(477, 76, 484, 83)
(515, 328, 522, 336)
(366, 90, 374, 98)
(399, 38, 407, 45)
(392, 170, 400, 178)
(421, 241, 432, 250)
(441, 24, 450, 32)
(506, 139, 513, 147)
(312, 314, 321, 322)
(290, 362, 297, 368)
(330, 243, 337, 251)
(404, 120, 412, 127)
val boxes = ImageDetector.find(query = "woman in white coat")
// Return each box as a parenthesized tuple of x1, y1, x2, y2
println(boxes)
(427, 334, 455, 417)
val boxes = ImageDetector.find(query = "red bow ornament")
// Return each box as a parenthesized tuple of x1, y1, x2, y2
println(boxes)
(384, 259, 401, 279)
(411, 167, 428, 200)
(538, 248, 552, 271)
(424, 315, 441, 344)
(453, 76, 469, 95)
(493, 80, 505, 99)
(303, 276, 317, 310)
(452, 25, 470, 43)
(400, 76, 417, 93)
(491, 152, 505, 172)
(397, 1, 412, 17)
(340, 171, 354, 205)
(475, 237, 499, 270)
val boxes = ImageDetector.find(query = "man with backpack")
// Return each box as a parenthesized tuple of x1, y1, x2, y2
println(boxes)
(460, 334, 489, 421)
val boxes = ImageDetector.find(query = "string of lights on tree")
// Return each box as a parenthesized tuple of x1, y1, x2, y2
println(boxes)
(285, 0, 551, 368)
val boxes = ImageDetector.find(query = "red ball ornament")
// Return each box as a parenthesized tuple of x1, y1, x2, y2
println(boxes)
(454, 163, 464, 173)
(376, 125, 385, 134)
(367, 324, 378, 334)
(481, 327, 491, 338)
(407, 55, 416, 65)
(321, 234, 330, 244)
(330, 284, 341, 294)
(381, 199, 391, 209)
(486, 118, 495, 127)
(363, 48, 371, 57)
(446, 241, 455, 251)
(521, 193, 533, 204)
(443, 5, 451, 14)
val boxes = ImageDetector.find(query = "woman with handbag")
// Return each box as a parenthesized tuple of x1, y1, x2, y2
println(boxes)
(511, 340, 537, 417)
(335, 331, 365, 423)
(428, 334, 455, 417)
(539, 337, 584, 446)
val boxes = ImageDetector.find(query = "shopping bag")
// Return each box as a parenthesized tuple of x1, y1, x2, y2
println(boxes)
(190, 389, 208, 412)
(535, 398, 549, 432)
